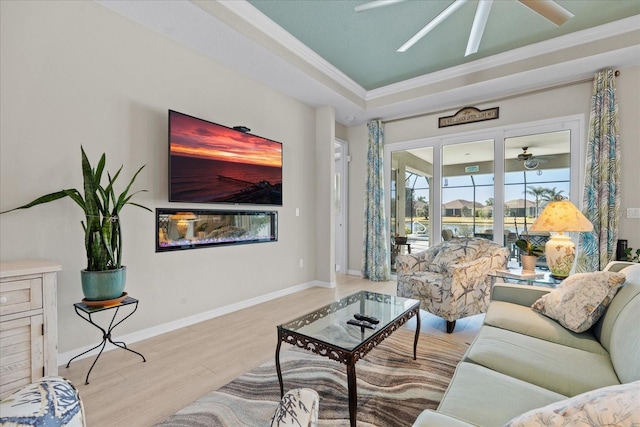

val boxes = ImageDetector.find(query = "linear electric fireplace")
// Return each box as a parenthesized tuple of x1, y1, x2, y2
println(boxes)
(156, 208, 277, 252)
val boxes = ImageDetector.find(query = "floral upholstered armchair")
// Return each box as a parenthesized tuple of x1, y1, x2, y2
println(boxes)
(396, 237, 510, 333)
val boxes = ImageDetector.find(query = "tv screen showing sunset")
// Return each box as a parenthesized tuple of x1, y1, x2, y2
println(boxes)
(169, 110, 282, 205)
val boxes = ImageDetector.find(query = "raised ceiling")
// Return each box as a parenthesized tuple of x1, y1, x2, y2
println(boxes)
(248, 0, 639, 90)
(98, 1, 640, 125)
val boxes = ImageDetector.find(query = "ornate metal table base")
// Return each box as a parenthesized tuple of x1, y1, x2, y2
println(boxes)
(275, 294, 420, 427)
(66, 297, 146, 384)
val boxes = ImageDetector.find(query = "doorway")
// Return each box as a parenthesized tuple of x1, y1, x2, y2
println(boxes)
(334, 139, 348, 273)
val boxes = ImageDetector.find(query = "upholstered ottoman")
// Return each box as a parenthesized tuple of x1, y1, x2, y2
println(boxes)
(0, 377, 86, 427)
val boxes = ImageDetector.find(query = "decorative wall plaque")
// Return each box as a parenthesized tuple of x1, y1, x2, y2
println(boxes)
(439, 106, 499, 128)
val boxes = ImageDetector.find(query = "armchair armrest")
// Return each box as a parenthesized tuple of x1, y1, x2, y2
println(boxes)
(603, 261, 636, 272)
(444, 257, 491, 275)
(396, 251, 433, 275)
(490, 283, 552, 306)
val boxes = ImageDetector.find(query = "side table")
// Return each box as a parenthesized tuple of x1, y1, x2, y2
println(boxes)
(489, 269, 561, 288)
(66, 296, 146, 384)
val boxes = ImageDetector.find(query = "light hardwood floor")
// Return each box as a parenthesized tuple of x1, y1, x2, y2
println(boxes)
(61, 275, 483, 426)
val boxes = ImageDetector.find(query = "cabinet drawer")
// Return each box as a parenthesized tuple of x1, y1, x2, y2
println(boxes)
(0, 277, 43, 316)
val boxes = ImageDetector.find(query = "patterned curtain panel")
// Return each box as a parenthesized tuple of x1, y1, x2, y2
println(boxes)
(575, 69, 620, 272)
(362, 119, 390, 281)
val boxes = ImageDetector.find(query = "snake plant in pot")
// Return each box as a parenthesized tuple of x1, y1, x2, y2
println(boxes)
(1, 146, 151, 301)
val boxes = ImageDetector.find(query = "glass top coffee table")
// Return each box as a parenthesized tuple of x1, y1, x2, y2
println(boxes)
(275, 290, 420, 427)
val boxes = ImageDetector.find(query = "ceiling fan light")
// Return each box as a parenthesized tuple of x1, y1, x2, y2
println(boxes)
(524, 159, 539, 169)
(354, 0, 406, 13)
(517, 0, 574, 26)
(397, 0, 469, 52)
(465, 0, 493, 56)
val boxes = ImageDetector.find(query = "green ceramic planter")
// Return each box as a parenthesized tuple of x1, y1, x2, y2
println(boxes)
(81, 267, 126, 301)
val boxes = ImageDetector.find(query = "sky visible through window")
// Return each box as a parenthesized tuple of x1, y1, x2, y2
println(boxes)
(407, 168, 570, 207)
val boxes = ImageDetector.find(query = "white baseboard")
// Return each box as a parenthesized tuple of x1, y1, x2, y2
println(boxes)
(58, 280, 324, 366)
(314, 280, 336, 288)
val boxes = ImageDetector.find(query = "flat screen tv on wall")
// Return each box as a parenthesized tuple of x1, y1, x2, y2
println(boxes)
(169, 110, 283, 206)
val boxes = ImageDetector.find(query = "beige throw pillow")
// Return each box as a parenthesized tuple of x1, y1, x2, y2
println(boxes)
(503, 381, 640, 427)
(531, 271, 626, 333)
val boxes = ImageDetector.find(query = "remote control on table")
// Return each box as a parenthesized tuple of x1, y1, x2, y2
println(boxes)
(354, 313, 380, 324)
(347, 319, 376, 330)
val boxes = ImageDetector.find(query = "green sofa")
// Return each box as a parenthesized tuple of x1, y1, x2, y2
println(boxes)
(413, 262, 640, 426)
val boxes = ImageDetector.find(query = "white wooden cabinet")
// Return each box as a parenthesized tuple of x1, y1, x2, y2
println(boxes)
(0, 259, 61, 399)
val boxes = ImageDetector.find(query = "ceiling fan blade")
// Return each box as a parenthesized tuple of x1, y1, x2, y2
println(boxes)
(354, 0, 406, 13)
(397, 0, 469, 52)
(465, 0, 493, 56)
(517, 0, 574, 26)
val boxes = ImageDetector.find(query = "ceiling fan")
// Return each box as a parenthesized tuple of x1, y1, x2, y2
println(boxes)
(355, 0, 574, 56)
(518, 147, 549, 169)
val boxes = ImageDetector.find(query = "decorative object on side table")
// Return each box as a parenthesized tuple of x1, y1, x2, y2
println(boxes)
(0, 146, 150, 301)
(515, 230, 544, 272)
(529, 195, 593, 279)
(622, 247, 640, 263)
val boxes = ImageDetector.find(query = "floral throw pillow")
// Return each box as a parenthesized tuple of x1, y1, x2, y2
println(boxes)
(503, 380, 640, 427)
(531, 271, 626, 333)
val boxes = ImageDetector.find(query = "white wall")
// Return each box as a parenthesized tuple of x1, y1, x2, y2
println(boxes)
(0, 1, 327, 355)
(347, 66, 640, 272)
(315, 106, 336, 284)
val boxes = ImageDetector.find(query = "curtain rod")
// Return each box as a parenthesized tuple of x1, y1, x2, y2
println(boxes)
(383, 69, 621, 125)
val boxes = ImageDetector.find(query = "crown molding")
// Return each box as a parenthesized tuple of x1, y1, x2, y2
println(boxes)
(368, 15, 640, 100)
(216, 0, 367, 99)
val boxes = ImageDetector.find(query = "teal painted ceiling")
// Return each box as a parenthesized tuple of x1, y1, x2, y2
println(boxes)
(248, 0, 640, 90)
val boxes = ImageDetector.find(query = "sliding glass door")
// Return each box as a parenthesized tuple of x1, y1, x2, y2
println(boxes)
(504, 130, 571, 268)
(386, 117, 581, 273)
(390, 148, 433, 270)
(442, 139, 494, 240)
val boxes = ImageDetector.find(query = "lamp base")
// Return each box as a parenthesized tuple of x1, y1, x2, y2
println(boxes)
(545, 234, 575, 279)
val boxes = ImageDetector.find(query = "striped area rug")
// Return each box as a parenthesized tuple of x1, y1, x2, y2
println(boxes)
(155, 329, 468, 426)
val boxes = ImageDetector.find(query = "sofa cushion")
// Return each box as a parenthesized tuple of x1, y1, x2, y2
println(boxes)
(531, 271, 626, 333)
(464, 326, 620, 396)
(503, 380, 640, 427)
(436, 362, 566, 427)
(413, 410, 478, 427)
(484, 301, 608, 355)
